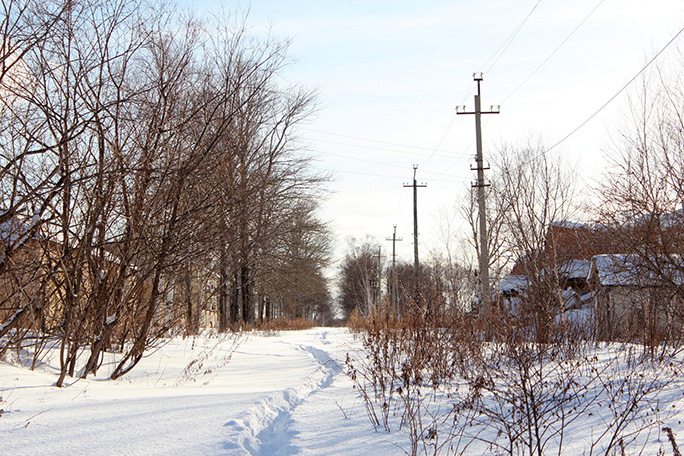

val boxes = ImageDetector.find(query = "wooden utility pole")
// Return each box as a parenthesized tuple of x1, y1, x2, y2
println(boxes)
(385, 225, 402, 313)
(403, 165, 426, 302)
(457, 73, 499, 334)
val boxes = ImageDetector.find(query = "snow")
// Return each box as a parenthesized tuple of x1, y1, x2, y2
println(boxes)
(592, 254, 684, 286)
(551, 220, 589, 229)
(0, 217, 31, 243)
(0, 328, 405, 455)
(559, 259, 591, 279)
(499, 274, 527, 294)
(2, 328, 684, 455)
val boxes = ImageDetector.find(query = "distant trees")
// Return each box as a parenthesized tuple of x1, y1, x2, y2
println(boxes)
(259, 201, 333, 322)
(338, 235, 476, 321)
(0, 0, 331, 383)
(339, 237, 382, 319)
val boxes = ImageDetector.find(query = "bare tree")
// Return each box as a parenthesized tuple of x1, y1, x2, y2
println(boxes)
(0, 1, 331, 384)
(597, 67, 684, 345)
(193, 12, 326, 329)
(479, 142, 579, 343)
(463, 175, 511, 296)
(0, 1, 73, 346)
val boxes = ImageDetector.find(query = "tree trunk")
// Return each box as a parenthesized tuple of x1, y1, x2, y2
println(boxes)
(241, 264, 251, 324)
(110, 268, 163, 380)
(185, 265, 195, 335)
(219, 270, 229, 332)
(231, 272, 240, 324)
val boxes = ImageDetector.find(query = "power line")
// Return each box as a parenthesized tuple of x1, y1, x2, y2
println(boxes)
(432, 1, 543, 182)
(319, 150, 472, 179)
(416, 0, 602, 186)
(423, 138, 476, 182)
(321, 151, 422, 170)
(479, 0, 543, 75)
(501, 0, 606, 104)
(301, 128, 465, 155)
(322, 167, 462, 183)
(421, 113, 458, 169)
(455, 1, 543, 112)
(545, 24, 684, 154)
(305, 136, 467, 159)
(393, 179, 409, 223)
(303, 2, 543, 184)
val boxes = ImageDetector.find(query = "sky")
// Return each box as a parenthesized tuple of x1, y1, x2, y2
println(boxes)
(187, 0, 684, 271)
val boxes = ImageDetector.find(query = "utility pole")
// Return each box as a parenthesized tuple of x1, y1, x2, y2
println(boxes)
(385, 225, 402, 313)
(457, 73, 499, 335)
(403, 165, 427, 303)
(373, 246, 384, 308)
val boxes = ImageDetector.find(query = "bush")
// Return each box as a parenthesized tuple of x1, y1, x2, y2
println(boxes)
(346, 297, 683, 455)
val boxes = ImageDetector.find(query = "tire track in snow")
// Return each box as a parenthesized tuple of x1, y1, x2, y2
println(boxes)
(222, 339, 342, 455)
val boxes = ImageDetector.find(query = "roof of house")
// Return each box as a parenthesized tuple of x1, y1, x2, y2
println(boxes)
(551, 220, 590, 230)
(558, 259, 591, 280)
(500, 274, 527, 294)
(591, 254, 684, 287)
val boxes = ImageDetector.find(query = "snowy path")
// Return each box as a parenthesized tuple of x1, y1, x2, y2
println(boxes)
(222, 331, 345, 455)
(0, 328, 404, 455)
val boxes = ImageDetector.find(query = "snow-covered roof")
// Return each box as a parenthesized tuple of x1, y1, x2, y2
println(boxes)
(0, 217, 32, 243)
(561, 287, 577, 300)
(558, 259, 590, 280)
(581, 291, 595, 302)
(551, 220, 590, 229)
(633, 208, 684, 230)
(591, 254, 684, 287)
(500, 274, 527, 294)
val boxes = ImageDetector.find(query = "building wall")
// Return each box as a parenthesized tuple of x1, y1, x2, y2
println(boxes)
(594, 285, 683, 342)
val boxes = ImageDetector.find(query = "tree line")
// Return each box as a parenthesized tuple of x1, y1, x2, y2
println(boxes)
(0, 0, 332, 385)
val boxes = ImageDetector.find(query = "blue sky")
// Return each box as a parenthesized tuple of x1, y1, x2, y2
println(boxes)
(188, 0, 684, 270)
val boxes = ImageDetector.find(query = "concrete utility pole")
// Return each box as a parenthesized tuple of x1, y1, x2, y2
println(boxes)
(385, 225, 402, 313)
(403, 165, 426, 302)
(457, 73, 499, 333)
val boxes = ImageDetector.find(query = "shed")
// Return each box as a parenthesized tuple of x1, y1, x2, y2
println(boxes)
(589, 254, 684, 341)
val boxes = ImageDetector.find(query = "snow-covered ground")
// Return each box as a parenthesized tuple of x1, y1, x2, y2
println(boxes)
(2, 328, 684, 455)
(0, 328, 407, 455)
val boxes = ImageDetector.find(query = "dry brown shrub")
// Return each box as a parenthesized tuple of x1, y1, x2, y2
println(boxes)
(347, 291, 682, 455)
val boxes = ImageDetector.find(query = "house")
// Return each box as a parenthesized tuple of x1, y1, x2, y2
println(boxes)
(160, 263, 220, 333)
(588, 254, 684, 342)
(503, 221, 614, 298)
(499, 259, 592, 312)
(544, 221, 623, 262)
(499, 274, 527, 314)
(0, 216, 54, 335)
(497, 217, 684, 341)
